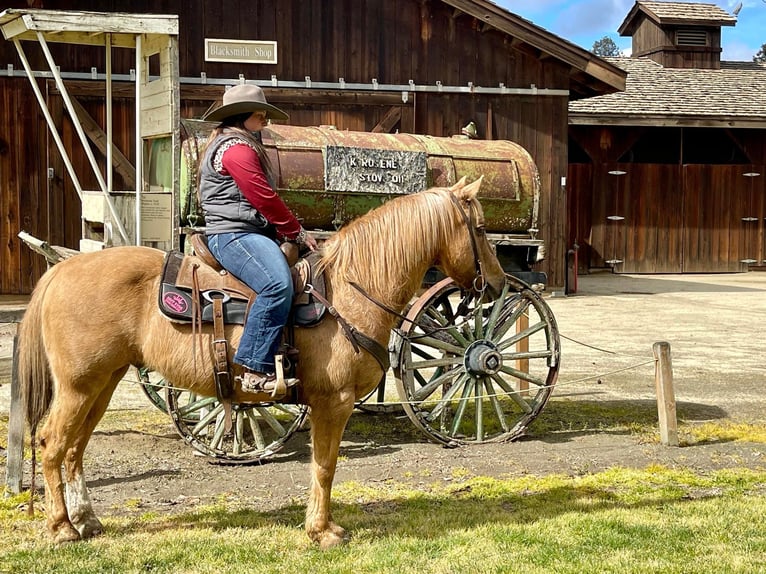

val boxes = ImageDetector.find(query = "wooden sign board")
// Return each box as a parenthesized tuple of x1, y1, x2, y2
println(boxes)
(324, 146, 427, 194)
(204, 38, 277, 64)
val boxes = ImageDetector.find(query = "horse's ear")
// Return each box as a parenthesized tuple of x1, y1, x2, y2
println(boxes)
(454, 175, 483, 201)
(449, 176, 468, 193)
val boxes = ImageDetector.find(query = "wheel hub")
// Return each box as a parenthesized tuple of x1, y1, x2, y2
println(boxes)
(464, 340, 503, 376)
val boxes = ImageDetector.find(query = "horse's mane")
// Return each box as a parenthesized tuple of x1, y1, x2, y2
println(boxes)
(320, 187, 458, 296)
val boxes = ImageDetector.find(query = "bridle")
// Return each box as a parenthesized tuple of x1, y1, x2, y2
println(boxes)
(349, 189, 491, 325)
(446, 190, 488, 293)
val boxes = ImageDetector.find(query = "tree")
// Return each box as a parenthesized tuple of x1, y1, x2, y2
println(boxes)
(592, 36, 622, 57)
(754, 43, 766, 63)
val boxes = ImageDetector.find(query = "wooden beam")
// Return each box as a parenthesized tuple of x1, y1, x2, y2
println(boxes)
(371, 106, 402, 133)
(723, 128, 754, 163)
(569, 114, 766, 129)
(69, 97, 136, 188)
(53, 82, 410, 107)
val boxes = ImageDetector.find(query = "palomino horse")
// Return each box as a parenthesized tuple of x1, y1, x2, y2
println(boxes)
(18, 177, 506, 548)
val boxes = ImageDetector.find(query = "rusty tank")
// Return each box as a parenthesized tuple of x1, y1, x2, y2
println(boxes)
(179, 121, 544, 283)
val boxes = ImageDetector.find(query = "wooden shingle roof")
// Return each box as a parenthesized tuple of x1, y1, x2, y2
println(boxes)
(619, 1, 737, 36)
(442, 0, 627, 98)
(568, 57, 766, 128)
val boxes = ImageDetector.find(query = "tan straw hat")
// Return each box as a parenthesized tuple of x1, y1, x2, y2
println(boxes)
(203, 84, 289, 122)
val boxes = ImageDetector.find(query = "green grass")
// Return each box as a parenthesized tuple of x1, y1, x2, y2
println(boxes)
(531, 398, 766, 446)
(2, 466, 766, 574)
(3, 395, 766, 572)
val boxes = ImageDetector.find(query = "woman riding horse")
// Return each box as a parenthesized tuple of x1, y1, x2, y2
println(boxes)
(17, 176, 506, 548)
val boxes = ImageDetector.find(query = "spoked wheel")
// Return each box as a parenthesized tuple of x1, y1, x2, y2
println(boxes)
(166, 387, 308, 463)
(137, 367, 170, 413)
(394, 275, 560, 446)
(138, 368, 308, 463)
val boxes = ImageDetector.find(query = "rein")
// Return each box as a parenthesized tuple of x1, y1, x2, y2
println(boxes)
(305, 190, 489, 370)
(348, 190, 489, 336)
(304, 284, 390, 371)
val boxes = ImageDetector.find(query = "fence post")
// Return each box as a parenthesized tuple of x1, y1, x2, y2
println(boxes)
(5, 333, 25, 494)
(653, 341, 678, 446)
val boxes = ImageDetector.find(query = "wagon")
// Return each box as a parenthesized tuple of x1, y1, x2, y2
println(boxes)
(129, 121, 562, 462)
(8, 8, 560, 465)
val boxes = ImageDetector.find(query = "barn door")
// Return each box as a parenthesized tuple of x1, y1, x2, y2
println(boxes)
(739, 166, 765, 267)
(589, 163, 683, 273)
(681, 165, 750, 272)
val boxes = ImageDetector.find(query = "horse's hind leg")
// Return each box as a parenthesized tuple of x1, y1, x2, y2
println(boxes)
(38, 394, 91, 543)
(64, 368, 126, 539)
(38, 369, 121, 544)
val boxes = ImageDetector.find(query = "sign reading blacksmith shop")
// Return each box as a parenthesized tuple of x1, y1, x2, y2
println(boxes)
(204, 39, 278, 64)
(324, 146, 427, 194)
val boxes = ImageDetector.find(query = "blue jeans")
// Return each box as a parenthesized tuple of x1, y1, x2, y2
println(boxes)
(207, 232, 293, 373)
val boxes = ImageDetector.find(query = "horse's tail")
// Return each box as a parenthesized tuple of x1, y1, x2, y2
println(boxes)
(17, 266, 59, 514)
(17, 266, 56, 438)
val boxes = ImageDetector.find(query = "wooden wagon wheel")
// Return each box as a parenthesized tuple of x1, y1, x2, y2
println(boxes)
(393, 275, 560, 446)
(137, 367, 170, 413)
(137, 368, 308, 463)
(166, 387, 308, 463)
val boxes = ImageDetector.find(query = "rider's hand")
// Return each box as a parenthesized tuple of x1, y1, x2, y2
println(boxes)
(303, 231, 319, 252)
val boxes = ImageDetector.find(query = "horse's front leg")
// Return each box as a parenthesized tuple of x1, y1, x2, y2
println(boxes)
(305, 394, 355, 549)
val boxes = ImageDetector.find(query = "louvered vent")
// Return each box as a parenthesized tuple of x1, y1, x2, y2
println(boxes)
(676, 29, 708, 46)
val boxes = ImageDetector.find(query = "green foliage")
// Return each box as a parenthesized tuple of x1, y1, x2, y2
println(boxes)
(754, 43, 766, 63)
(592, 36, 622, 57)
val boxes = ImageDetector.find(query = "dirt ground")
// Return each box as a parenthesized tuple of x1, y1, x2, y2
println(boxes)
(1, 271, 765, 517)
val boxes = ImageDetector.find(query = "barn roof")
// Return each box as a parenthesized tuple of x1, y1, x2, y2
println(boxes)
(442, 0, 627, 98)
(568, 57, 766, 128)
(618, 1, 737, 36)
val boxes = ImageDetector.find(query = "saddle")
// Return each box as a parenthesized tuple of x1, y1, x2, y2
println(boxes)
(157, 233, 328, 403)
(158, 234, 327, 327)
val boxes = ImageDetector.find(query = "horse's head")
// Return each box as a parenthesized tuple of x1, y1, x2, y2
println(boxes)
(437, 177, 506, 300)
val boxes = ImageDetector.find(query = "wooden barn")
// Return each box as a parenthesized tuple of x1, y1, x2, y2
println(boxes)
(0, 0, 626, 295)
(568, 1, 766, 276)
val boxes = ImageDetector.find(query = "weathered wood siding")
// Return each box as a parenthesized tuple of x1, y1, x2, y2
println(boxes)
(631, 16, 723, 70)
(0, 0, 572, 294)
(569, 162, 766, 274)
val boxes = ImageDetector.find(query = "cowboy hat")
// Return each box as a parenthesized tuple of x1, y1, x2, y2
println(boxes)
(203, 84, 289, 122)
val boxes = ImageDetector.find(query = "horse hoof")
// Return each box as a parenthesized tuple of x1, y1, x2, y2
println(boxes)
(52, 524, 81, 545)
(312, 523, 348, 549)
(75, 517, 104, 539)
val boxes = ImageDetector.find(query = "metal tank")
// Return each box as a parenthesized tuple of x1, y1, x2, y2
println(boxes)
(179, 121, 545, 284)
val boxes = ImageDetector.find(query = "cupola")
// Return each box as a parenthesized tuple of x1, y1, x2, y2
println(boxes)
(618, 1, 737, 69)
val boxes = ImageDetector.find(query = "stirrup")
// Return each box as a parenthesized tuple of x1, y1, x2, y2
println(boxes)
(236, 357, 299, 399)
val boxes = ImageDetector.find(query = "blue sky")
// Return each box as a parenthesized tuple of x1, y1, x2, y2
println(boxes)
(495, 0, 764, 61)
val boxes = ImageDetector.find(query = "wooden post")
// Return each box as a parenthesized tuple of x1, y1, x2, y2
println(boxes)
(5, 333, 25, 494)
(653, 341, 678, 446)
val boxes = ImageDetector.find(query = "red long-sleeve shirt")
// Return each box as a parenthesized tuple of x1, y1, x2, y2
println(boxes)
(219, 143, 302, 241)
